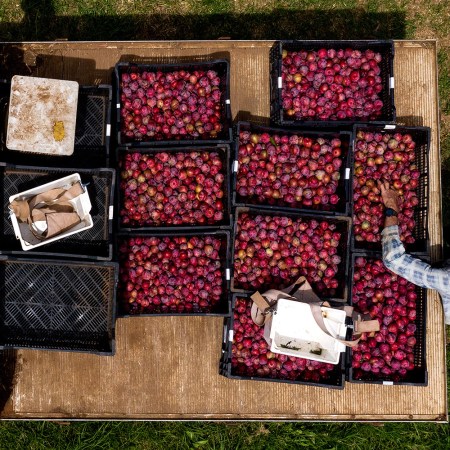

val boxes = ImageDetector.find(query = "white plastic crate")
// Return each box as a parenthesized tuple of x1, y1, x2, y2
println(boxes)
(8, 173, 93, 251)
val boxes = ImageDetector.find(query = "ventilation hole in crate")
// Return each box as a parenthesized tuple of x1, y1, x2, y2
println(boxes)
(75, 96, 107, 146)
(51, 306, 107, 333)
(75, 94, 107, 147)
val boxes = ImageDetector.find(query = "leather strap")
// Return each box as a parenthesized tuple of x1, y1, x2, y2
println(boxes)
(250, 291, 272, 313)
(250, 292, 275, 326)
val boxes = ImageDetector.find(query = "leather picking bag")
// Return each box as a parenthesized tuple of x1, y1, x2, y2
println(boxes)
(9, 182, 84, 242)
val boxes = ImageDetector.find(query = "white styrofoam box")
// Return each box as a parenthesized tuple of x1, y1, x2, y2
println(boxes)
(264, 298, 348, 365)
(8, 173, 93, 251)
(6, 76, 79, 156)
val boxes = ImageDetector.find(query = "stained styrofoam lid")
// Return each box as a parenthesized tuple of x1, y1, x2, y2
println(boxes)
(6, 76, 79, 156)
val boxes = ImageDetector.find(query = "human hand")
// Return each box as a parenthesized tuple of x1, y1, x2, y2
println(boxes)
(377, 180, 400, 212)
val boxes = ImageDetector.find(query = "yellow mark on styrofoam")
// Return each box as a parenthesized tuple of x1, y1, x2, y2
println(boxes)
(53, 121, 65, 141)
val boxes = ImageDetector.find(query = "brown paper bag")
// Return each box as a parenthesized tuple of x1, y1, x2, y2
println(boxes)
(9, 182, 84, 241)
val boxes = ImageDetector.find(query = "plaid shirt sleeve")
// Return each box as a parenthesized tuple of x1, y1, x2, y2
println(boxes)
(382, 224, 450, 298)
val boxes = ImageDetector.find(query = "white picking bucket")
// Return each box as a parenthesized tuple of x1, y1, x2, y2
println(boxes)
(263, 298, 348, 365)
(8, 173, 93, 251)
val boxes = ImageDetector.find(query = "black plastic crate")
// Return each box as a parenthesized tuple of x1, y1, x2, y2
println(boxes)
(231, 206, 351, 302)
(219, 294, 345, 389)
(115, 60, 232, 146)
(117, 145, 232, 231)
(117, 230, 231, 317)
(75, 85, 112, 149)
(351, 125, 430, 255)
(270, 40, 395, 127)
(0, 256, 118, 355)
(0, 84, 112, 168)
(0, 163, 115, 260)
(347, 252, 427, 386)
(233, 121, 352, 216)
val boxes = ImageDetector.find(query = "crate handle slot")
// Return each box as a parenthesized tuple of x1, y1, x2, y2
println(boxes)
(222, 322, 228, 343)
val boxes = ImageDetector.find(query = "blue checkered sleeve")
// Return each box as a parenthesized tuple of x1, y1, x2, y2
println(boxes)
(382, 225, 450, 324)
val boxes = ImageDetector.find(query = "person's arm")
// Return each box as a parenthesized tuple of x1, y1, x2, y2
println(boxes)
(382, 225, 450, 293)
(379, 181, 450, 293)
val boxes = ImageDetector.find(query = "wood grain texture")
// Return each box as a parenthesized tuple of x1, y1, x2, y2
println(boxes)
(0, 40, 446, 421)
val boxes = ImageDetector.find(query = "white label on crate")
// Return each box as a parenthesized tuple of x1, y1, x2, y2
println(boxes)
(383, 381, 394, 386)
(228, 330, 234, 342)
(226, 268, 231, 280)
(278, 76, 282, 88)
(390, 77, 395, 89)
(226, 99, 231, 105)
(385, 125, 396, 130)
(109, 205, 114, 220)
(116, 103, 120, 109)
(345, 168, 350, 179)
(106, 124, 111, 137)
(233, 160, 239, 173)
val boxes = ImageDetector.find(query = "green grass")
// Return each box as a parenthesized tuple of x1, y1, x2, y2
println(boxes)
(0, 421, 447, 450)
(438, 47, 450, 246)
(0, 0, 449, 447)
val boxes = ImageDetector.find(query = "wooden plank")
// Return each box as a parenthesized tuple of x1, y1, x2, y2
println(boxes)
(0, 40, 446, 421)
(394, 41, 443, 261)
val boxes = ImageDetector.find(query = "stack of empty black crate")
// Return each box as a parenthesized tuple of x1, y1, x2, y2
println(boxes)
(0, 82, 118, 355)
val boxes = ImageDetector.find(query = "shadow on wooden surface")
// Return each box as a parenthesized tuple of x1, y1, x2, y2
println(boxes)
(0, 350, 16, 416)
